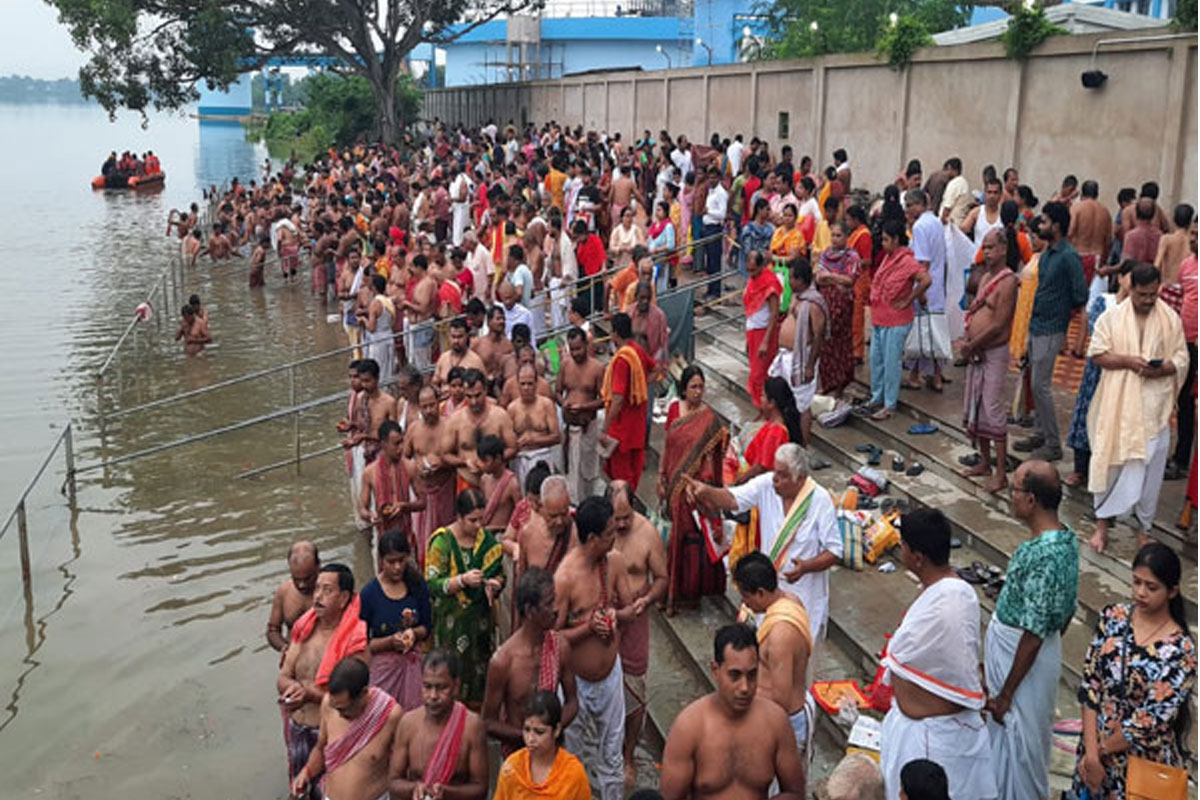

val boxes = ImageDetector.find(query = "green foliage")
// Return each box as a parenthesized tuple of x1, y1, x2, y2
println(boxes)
(250, 73, 422, 159)
(44, 0, 539, 140)
(1001, 4, 1067, 60)
(1174, 0, 1197, 31)
(876, 15, 933, 69)
(759, 0, 967, 59)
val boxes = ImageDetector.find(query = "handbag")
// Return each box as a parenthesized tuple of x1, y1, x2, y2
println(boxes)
(1126, 755, 1188, 800)
(903, 308, 953, 362)
(1119, 620, 1188, 800)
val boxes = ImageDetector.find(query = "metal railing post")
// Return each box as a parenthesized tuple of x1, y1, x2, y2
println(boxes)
(290, 366, 300, 474)
(63, 423, 76, 505)
(17, 500, 31, 587)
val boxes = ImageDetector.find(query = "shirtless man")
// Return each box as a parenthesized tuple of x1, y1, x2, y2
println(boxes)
(359, 420, 424, 550)
(959, 229, 1019, 493)
(660, 623, 806, 800)
(471, 306, 514, 389)
(609, 480, 669, 788)
(508, 363, 562, 486)
(498, 345, 555, 408)
(389, 650, 489, 800)
(354, 360, 397, 465)
(433, 318, 485, 393)
(175, 303, 212, 356)
(182, 229, 203, 267)
(478, 434, 520, 534)
(405, 385, 458, 565)
(1156, 203, 1195, 309)
(393, 364, 423, 434)
(1067, 180, 1112, 356)
(731, 553, 812, 762)
(266, 540, 320, 652)
(481, 568, 579, 754)
(405, 254, 439, 369)
(517, 475, 575, 576)
(313, 220, 339, 298)
(290, 657, 402, 800)
(554, 495, 636, 800)
(277, 563, 368, 800)
(557, 327, 606, 504)
(441, 368, 517, 490)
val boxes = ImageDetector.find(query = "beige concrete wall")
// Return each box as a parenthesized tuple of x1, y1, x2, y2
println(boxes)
(424, 31, 1197, 205)
(634, 79, 667, 137)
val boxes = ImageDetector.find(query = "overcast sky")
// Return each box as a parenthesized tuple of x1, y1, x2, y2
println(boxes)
(1, 0, 87, 79)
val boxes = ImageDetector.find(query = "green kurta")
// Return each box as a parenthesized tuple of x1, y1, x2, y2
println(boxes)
(425, 525, 504, 705)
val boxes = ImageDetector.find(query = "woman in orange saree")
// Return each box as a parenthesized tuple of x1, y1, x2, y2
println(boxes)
(656, 365, 729, 614)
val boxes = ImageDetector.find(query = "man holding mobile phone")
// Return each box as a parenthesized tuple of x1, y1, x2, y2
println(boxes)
(1085, 263, 1189, 554)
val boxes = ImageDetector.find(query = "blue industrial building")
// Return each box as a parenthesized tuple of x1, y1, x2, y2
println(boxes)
(196, 0, 1174, 112)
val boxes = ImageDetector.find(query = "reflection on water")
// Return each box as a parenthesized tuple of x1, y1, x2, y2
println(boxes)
(0, 105, 367, 798)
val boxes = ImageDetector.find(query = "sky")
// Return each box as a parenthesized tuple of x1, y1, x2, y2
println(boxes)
(0, 0, 624, 80)
(0, 0, 87, 79)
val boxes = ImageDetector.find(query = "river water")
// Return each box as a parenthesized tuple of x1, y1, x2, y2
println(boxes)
(0, 104, 370, 798)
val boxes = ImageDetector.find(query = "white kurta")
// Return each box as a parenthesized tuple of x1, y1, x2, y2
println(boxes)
(727, 473, 841, 640)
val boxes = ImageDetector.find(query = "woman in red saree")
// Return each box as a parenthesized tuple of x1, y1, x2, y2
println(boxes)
(656, 365, 729, 614)
(816, 221, 861, 396)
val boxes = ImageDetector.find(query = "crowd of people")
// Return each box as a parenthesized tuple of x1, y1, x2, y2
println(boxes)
(177, 119, 1198, 800)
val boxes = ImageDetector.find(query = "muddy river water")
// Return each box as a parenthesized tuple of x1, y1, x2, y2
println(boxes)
(0, 104, 368, 798)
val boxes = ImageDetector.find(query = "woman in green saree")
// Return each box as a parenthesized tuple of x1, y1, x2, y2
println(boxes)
(426, 488, 506, 707)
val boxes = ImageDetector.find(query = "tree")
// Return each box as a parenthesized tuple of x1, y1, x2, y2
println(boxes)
(757, 0, 970, 60)
(47, 0, 542, 143)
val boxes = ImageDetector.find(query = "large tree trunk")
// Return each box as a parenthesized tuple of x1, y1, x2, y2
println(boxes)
(369, 71, 399, 145)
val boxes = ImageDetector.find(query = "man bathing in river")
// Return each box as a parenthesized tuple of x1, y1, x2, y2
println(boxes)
(389, 650, 489, 800)
(175, 303, 212, 356)
(482, 568, 579, 755)
(290, 657, 402, 800)
(266, 540, 320, 652)
(277, 563, 368, 800)
(660, 623, 806, 800)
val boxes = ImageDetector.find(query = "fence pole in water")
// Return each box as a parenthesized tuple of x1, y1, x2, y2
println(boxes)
(17, 500, 31, 588)
(64, 424, 76, 505)
(290, 366, 300, 474)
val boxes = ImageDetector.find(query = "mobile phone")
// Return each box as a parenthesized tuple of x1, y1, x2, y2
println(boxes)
(1148, 358, 1163, 369)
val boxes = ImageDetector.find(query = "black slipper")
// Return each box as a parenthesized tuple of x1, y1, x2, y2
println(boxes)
(892, 456, 906, 473)
(958, 453, 982, 467)
(905, 462, 925, 477)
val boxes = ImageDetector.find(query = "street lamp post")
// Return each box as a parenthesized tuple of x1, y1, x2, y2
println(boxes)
(655, 43, 672, 69)
(694, 36, 713, 67)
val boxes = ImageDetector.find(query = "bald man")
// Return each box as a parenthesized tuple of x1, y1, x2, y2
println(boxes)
(984, 461, 1077, 800)
(267, 541, 321, 652)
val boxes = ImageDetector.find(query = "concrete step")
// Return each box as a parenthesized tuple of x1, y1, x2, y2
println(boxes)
(688, 325, 1198, 628)
(687, 326, 1197, 766)
(648, 349, 1084, 792)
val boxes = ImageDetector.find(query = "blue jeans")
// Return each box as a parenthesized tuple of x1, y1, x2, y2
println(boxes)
(869, 322, 912, 410)
(701, 222, 723, 298)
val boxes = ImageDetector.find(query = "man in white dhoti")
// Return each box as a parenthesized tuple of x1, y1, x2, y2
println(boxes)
(449, 164, 473, 246)
(985, 461, 1077, 800)
(1087, 263, 1188, 553)
(881, 508, 996, 800)
(557, 327, 605, 504)
(363, 275, 396, 389)
(686, 443, 841, 642)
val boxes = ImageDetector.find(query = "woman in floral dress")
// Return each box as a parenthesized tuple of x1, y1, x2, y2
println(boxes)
(1072, 543, 1196, 800)
(815, 220, 861, 397)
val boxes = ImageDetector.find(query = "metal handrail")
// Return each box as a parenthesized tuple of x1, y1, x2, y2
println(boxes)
(0, 425, 74, 542)
(101, 231, 728, 418)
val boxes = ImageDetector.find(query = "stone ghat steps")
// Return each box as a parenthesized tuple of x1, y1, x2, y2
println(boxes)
(690, 313, 1197, 627)
(640, 359, 1081, 794)
(686, 326, 1197, 760)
